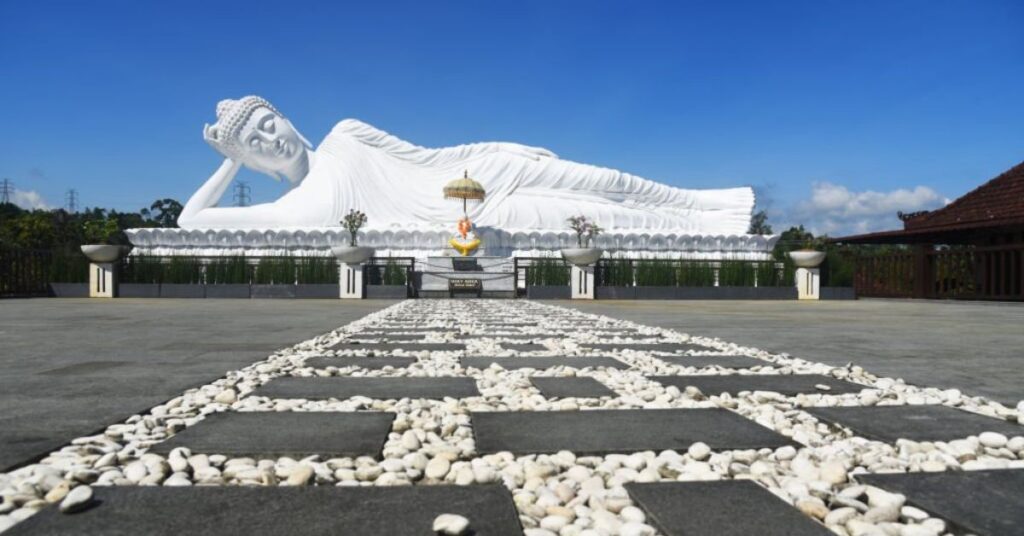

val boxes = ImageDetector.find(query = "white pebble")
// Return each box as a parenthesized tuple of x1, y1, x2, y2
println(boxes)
(432, 513, 470, 535)
(59, 485, 93, 514)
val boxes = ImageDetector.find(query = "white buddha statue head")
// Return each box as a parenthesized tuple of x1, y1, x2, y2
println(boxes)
(203, 95, 312, 185)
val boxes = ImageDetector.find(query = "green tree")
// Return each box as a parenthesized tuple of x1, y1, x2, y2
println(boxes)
(747, 210, 773, 235)
(149, 198, 183, 228)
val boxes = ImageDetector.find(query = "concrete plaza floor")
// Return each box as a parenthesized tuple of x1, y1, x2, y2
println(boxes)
(0, 298, 397, 471)
(559, 299, 1024, 406)
(3, 297, 1021, 473)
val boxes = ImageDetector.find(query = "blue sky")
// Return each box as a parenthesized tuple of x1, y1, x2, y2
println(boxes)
(1, 0, 1022, 235)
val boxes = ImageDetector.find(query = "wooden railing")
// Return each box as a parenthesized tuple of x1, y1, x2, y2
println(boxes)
(855, 245, 1024, 300)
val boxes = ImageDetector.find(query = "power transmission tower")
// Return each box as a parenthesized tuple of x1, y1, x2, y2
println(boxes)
(232, 181, 251, 207)
(0, 178, 13, 204)
(65, 189, 79, 212)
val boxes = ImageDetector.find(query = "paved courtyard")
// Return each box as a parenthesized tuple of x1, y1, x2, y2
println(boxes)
(0, 299, 396, 472)
(559, 299, 1024, 405)
(1, 298, 1023, 535)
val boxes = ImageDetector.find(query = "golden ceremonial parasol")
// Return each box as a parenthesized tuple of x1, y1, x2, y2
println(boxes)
(443, 170, 486, 215)
(444, 170, 485, 255)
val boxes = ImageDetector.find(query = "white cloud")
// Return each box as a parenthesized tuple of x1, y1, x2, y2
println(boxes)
(786, 182, 949, 236)
(11, 189, 51, 210)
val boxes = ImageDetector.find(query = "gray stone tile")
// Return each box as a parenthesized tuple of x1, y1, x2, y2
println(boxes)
(472, 408, 795, 455)
(462, 356, 628, 370)
(655, 355, 779, 369)
(580, 342, 708, 353)
(499, 342, 549, 352)
(349, 333, 432, 341)
(806, 405, 1024, 443)
(531, 377, 616, 398)
(252, 377, 480, 400)
(649, 374, 866, 395)
(150, 412, 394, 459)
(858, 469, 1024, 536)
(463, 334, 559, 341)
(304, 356, 416, 370)
(626, 481, 831, 536)
(372, 327, 452, 332)
(6, 484, 524, 536)
(329, 341, 465, 353)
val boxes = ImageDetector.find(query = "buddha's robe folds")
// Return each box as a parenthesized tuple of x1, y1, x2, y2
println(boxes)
(178, 119, 754, 234)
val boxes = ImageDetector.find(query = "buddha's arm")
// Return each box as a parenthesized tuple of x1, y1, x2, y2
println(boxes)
(178, 158, 242, 227)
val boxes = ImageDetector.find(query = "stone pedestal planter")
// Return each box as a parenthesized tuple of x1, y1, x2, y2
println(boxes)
(331, 246, 375, 265)
(561, 248, 601, 300)
(81, 245, 129, 298)
(332, 246, 374, 299)
(788, 250, 825, 300)
(560, 248, 603, 267)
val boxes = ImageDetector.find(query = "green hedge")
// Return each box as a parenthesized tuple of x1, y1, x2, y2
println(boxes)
(297, 256, 338, 284)
(206, 256, 250, 284)
(526, 258, 569, 286)
(675, 262, 716, 286)
(253, 256, 296, 285)
(601, 259, 787, 287)
(49, 249, 89, 283)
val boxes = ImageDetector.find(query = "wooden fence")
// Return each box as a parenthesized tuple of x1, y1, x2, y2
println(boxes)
(855, 245, 1024, 300)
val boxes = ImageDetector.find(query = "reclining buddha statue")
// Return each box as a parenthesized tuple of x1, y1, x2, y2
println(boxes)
(178, 95, 756, 238)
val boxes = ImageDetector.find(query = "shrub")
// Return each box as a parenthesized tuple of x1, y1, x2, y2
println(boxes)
(526, 258, 569, 286)
(120, 255, 163, 284)
(253, 256, 296, 285)
(163, 257, 203, 284)
(206, 256, 249, 284)
(601, 259, 634, 286)
(297, 256, 338, 284)
(634, 260, 676, 286)
(49, 249, 88, 283)
(718, 260, 756, 286)
(382, 260, 408, 285)
(676, 262, 716, 287)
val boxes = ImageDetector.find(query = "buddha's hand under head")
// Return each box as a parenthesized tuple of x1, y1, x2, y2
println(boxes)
(203, 95, 311, 185)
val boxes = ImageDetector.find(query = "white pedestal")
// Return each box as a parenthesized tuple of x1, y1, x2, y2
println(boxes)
(339, 263, 365, 299)
(795, 267, 820, 300)
(571, 265, 596, 300)
(89, 262, 116, 298)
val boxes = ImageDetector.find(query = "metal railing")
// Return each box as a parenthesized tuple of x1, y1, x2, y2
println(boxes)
(594, 258, 789, 287)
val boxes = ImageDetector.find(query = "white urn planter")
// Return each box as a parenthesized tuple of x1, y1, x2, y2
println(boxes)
(788, 250, 826, 268)
(560, 247, 603, 267)
(331, 245, 375, 265)
(80, 244, 129, 263)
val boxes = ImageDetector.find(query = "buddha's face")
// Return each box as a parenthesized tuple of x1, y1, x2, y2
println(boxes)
(236, 107, 306, 182)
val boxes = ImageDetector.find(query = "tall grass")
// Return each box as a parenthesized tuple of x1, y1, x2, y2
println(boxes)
(718, 260, 756, 286)
(253, 256, 296, 285)
(297, 256, 338, 284)
(526, 258, 569, 286)
(49, 249, 89, 283)
(206, 256, 249, 285)
(675, 262, 716, 286)
(163, 257, 203, 284)
(120, 255, 163, 284)
(601, 259, 634, 286)
(382, 260, 408, 285)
